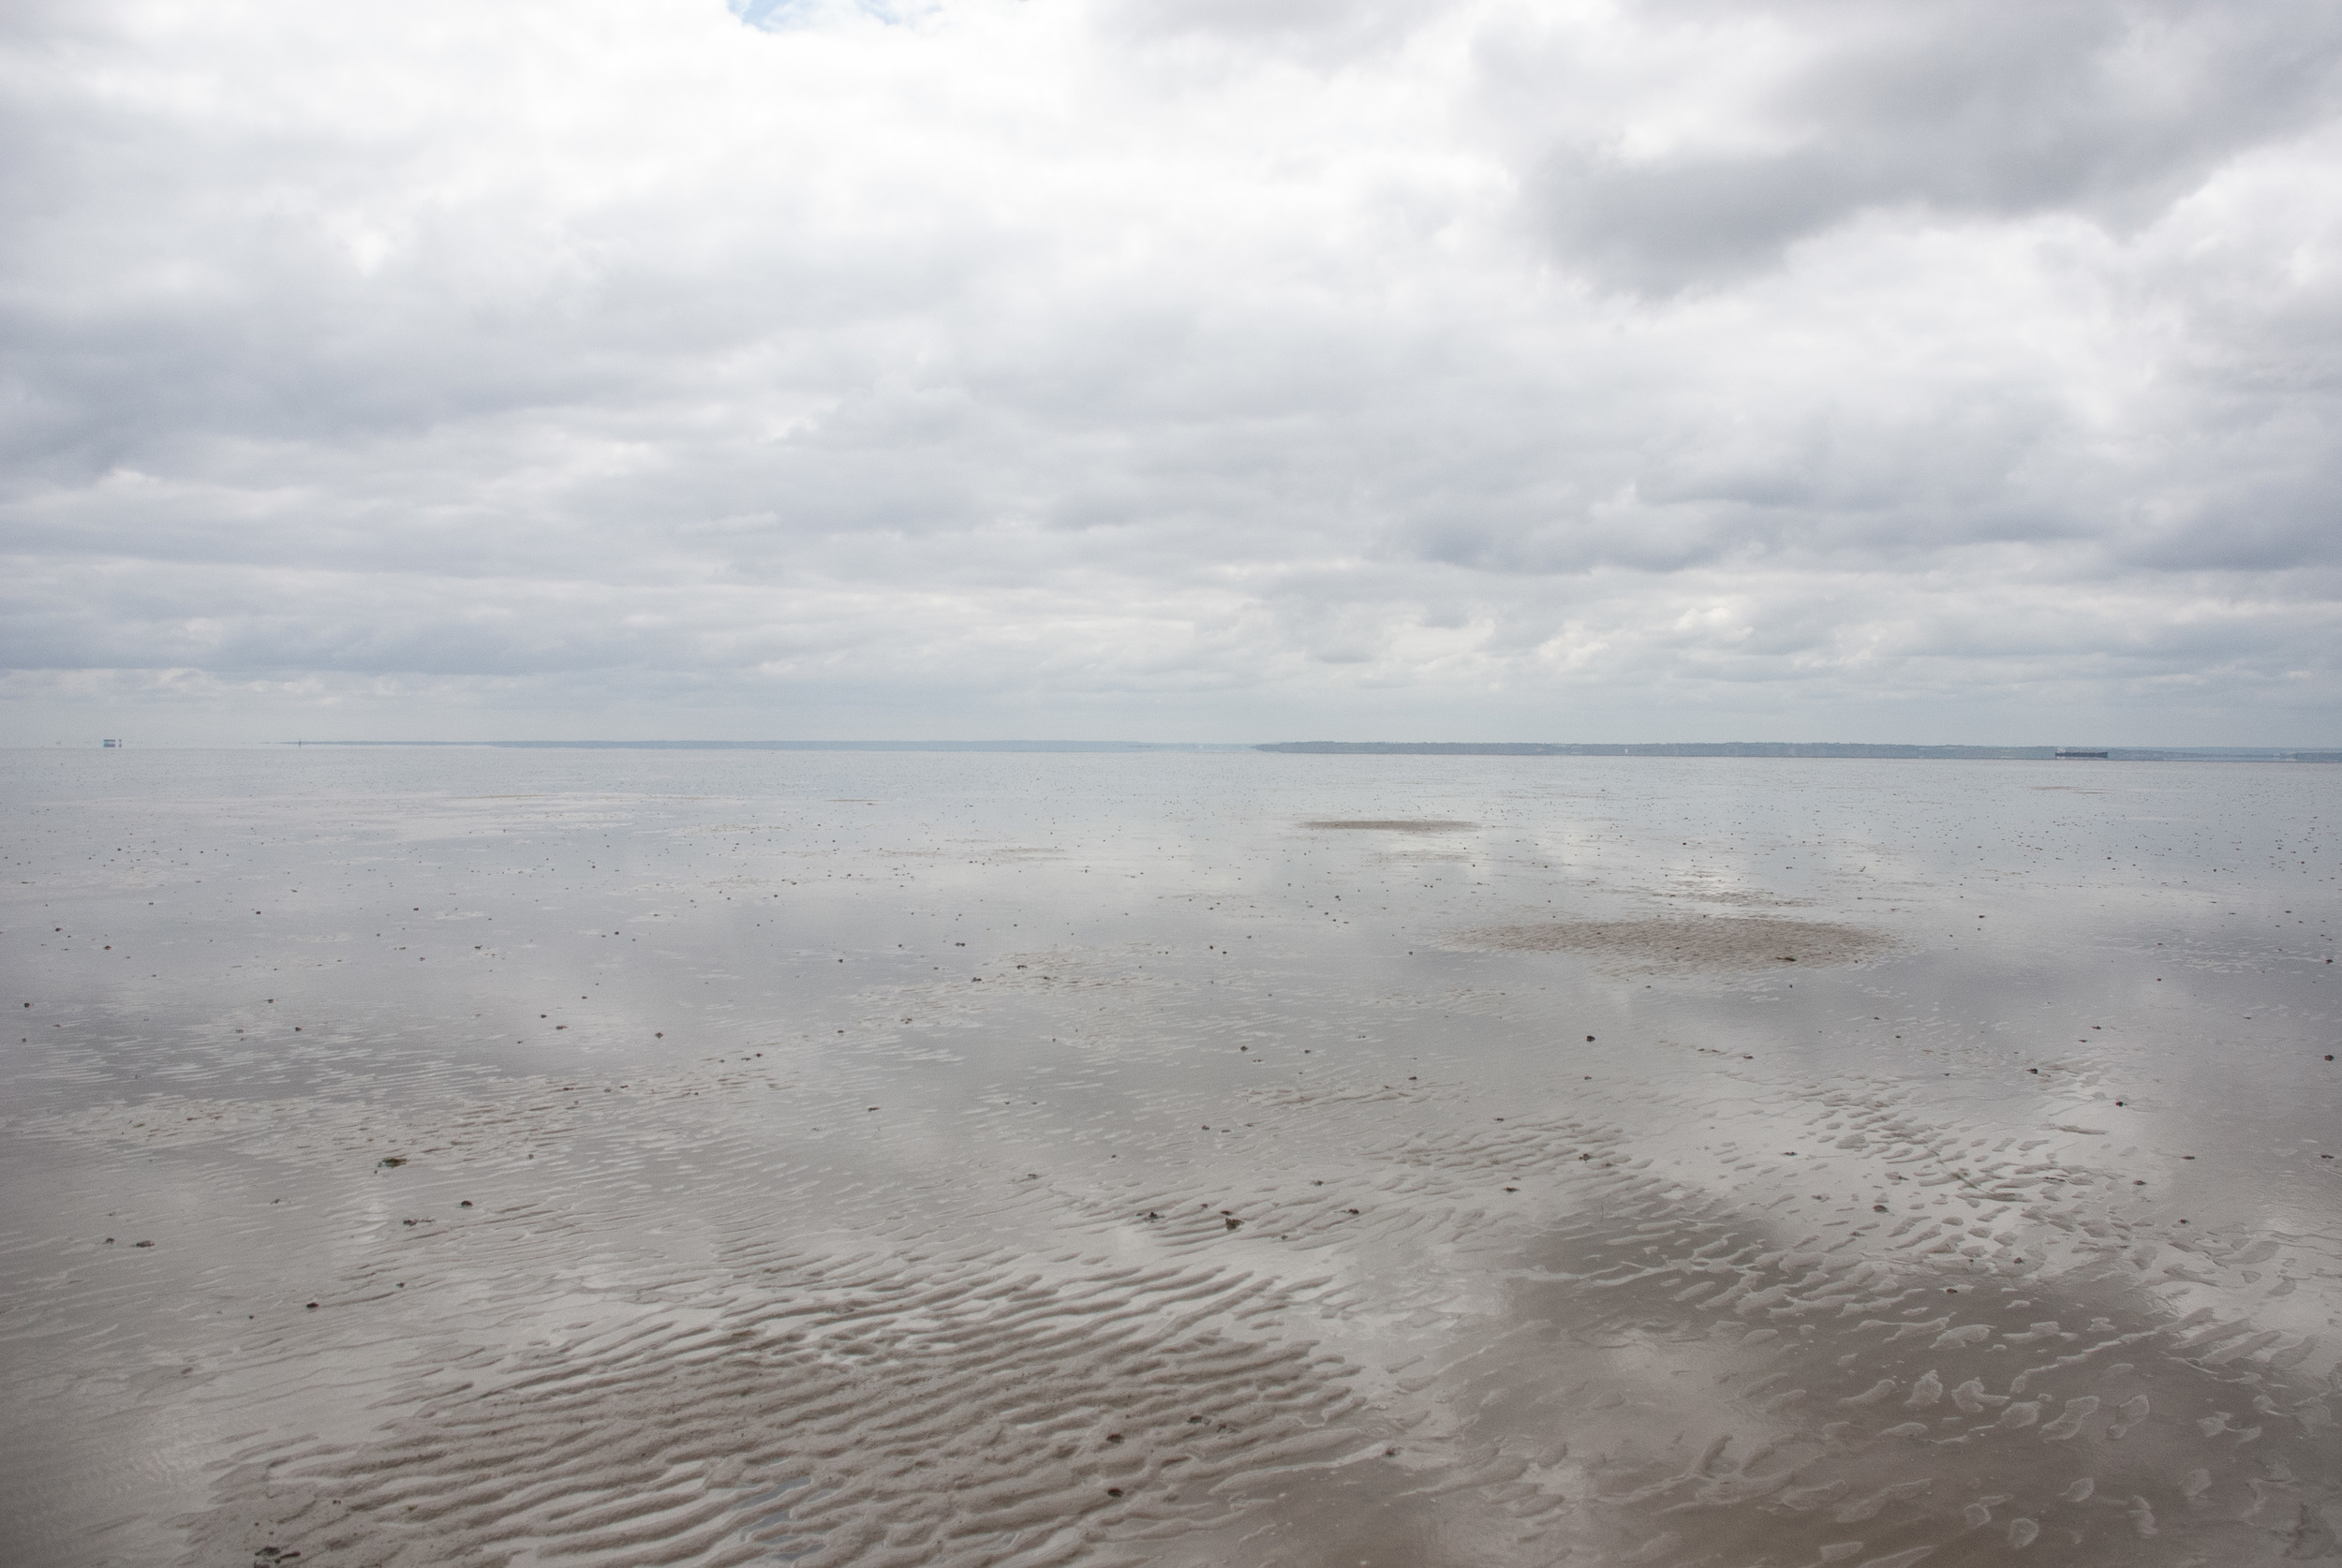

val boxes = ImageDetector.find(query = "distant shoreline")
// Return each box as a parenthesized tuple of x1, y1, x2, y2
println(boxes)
(223, 739, 2342, 760)
(261, 739, 1248, 753)
(1255, 742, 2342, 761)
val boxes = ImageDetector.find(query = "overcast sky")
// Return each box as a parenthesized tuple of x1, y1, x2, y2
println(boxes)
(6, 0, 2341, 744)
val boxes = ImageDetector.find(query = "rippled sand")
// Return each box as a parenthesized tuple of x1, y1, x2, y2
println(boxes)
(3, 749, 2336, 1567)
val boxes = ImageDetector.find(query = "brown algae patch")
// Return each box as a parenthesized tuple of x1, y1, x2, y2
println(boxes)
(1303, 819, 1477, 833)
(1453, 916, 1894, 970)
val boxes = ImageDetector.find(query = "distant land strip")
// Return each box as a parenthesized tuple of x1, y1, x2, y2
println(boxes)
(259, 739, 2342, 760)
(1254, 742, 2342, 762)
(281, 739, 1247, 753)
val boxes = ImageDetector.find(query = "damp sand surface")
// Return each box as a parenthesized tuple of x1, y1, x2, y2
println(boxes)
(3, 749, 2338, 1568)
(1454, 916, 1894, 970)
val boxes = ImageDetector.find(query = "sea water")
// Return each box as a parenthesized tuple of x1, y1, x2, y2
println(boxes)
(3, 747, 2336, 1566)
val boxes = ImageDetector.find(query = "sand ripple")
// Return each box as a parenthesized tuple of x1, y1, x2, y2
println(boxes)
(185, 1251, 1371, 1568)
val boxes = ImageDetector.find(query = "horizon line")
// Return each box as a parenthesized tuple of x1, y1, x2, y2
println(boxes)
(156, 737, 2342, 759)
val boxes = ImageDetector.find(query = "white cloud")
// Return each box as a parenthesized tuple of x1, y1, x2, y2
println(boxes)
(3, 0, 2340, 743)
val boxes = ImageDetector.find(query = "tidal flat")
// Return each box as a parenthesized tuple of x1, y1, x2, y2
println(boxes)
(3, 747, 2336, 1568)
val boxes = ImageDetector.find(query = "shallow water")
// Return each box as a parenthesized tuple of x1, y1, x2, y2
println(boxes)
(3, 748, 2336, 1568)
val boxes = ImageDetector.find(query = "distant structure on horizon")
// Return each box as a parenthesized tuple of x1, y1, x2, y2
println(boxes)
(1256, 742, 2342, 762)
(101, 738, 122, 748)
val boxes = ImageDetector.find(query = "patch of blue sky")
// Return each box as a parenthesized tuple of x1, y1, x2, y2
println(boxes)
(730, 0, 930, 28)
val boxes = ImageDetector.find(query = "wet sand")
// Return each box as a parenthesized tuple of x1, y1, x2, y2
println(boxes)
(2, 749, 2336, 1567)
(1452, 916, 1895, 970)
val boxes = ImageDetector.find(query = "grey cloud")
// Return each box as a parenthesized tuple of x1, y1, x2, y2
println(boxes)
(3, 0, 2340, 744)
(1515, 0, 2342, 291)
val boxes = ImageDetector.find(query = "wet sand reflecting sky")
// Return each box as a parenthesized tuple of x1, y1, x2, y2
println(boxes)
(4, 748, 2336, 1567)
